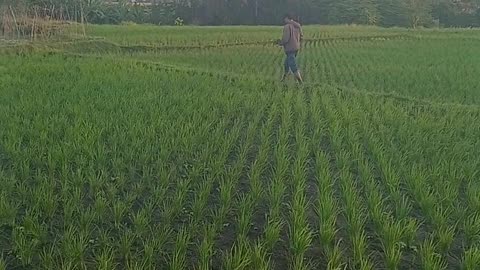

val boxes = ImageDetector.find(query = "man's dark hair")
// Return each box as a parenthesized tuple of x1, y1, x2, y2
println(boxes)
(284, 13, 294, 20)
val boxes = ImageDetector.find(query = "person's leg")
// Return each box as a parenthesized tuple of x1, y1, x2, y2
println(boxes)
(282, 53, 290, 81)
(289, 52, 303, 83)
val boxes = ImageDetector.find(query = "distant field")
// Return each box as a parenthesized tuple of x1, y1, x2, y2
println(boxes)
(84, 24, 407, 46)
(1, 25, 480, 270)
(83, 24, 480, 45)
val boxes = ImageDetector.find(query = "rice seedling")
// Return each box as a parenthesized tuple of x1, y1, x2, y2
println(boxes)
(39, 244, 57, 270)
(0, 193, 17, 227)
(288, 197, 313, 269)
(251, 241, 271, 270)
(197, 225, 215, 270)
(462, 247, 480, 270)
(223, 239, 252, 270)
(117, 229, 136, 263)
(263, 218, 283, 252)
(96, 246, 117, 270)
(237, 195, 255, 240)
(326, 242, 345, 270)
(435, 224, 456, 254)
(419, 238, 448, 270)
(315, 194, 338, 249)
(464, 214, 480, 248)
(62, 225, 89, 268)
(141, 238, 159, 269)
(12, 225, 38, 267)
(112, 200, 129, 229)
(131, 208, 150, 238)
(0, 256, 6, 270)
(169, 227, 190, 270)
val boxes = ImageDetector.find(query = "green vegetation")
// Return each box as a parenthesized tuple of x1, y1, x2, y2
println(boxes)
(1, 25, 480, 269)
(3, 0, 480, 27)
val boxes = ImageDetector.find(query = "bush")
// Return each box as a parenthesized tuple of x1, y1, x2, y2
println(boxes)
(150, 3, 176, 25)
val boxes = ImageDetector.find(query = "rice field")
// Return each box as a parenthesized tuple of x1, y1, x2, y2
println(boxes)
(1, 25, 480, 270)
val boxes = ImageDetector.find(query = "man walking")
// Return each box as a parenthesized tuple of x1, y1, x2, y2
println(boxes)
(279, 14, 303, 83)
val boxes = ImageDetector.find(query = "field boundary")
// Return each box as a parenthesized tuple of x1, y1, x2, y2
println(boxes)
(116, 34, 415, 52)
(0, 34, 416, 54)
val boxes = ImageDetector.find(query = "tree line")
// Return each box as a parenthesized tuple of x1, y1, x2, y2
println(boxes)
(2, 0, 480, 27)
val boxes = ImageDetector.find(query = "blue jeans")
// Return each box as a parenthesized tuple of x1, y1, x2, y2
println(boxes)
(284, 51, 298, 74)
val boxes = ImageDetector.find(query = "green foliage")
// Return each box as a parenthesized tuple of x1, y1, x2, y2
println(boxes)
(2, 0, 479, 27)
(150, 2, 176, 25)
(1, 25, 480, 269)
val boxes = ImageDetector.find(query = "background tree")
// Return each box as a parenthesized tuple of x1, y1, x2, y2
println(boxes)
(405, 0, 433, 28)
(1, 0, 480, 28)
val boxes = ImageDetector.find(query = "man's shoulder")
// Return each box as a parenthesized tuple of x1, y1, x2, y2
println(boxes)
(289, 20, 302, 29)
(284, 24, 297, 32)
